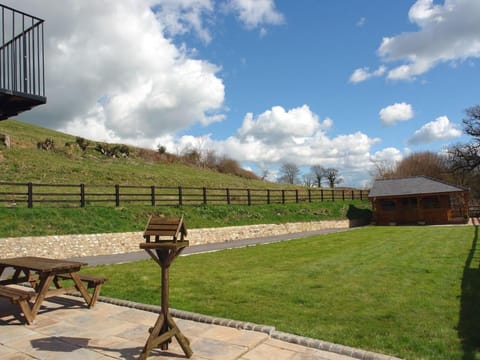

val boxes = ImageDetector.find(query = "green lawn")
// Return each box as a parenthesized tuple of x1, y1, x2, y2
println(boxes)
(83, 225, 479, 360)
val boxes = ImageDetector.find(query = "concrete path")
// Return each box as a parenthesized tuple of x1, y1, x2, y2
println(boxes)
(0, 229, 402, 360)
(68, 227, 352, 266)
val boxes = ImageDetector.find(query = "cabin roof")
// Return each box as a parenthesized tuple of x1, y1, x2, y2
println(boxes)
(368, 176, 467, 198)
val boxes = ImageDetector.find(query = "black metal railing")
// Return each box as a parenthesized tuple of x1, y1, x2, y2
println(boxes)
(0, 4, 45, 98)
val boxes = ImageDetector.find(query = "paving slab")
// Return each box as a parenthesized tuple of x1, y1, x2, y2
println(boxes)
(0, 294, 402, 360)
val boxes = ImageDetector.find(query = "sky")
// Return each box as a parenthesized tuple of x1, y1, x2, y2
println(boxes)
(5, 0, 480, 188)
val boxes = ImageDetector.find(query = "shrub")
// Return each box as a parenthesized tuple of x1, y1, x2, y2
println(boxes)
(157, 145, 167, 154)
(76, 137, 89, 151)
(95, 143, 130, 158)
(37, 138, 55, 151)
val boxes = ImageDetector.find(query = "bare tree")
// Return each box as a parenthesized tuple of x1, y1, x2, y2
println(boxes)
(448, 105, 480, 197)
(370, 159, 396, 180)
(260, 167, 270, 181)
(303, 173, 315, 187)
(395, 151, 451, 180)
(278, 162, 300, 184)
(310, 165, 326, 187)
(325, 168, 342, 188)
(372, 151, 455, 184)
(449, 105, 480, 173)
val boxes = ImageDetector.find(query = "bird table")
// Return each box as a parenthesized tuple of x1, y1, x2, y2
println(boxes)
(138, 216, 192, 359)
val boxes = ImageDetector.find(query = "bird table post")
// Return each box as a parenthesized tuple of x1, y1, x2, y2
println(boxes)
(138, 215, 192, 359)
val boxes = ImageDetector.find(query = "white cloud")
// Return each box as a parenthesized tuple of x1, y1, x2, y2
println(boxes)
(7, 0, 225, 144)
(163, 105, 382, 186)
(356, 17, 366, 27)
(370, 147, 403, 163)
(237, 105, 320, 144)
(349, 66, 386, 83)
(152, 0, 214, 44)
(379, 102, 414, 126)
(378, 0, 480, 80)
(7, 0, 288, 145)
(408, 116, 462, 145)
(224, 0, 285, 29)
(320, 117, 333, 130)
(408, 0, 447, 27)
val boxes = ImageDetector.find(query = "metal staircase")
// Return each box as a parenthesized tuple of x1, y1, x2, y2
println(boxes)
(0, 4, 46, 120)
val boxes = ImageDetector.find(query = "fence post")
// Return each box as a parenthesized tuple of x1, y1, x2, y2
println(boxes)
(203, 187, 207, 205)
(308, 189, 312, 203)
(247, 189, 251, 206)
(351, 190, 354, 200)
(151, 185, 155, 206)
(282, 190, 285, 204)
(178, 186, 183, 206)
(295, 189, 299, 203)
(321, 189, 324, 202)
(115, 185, 120, 207)
(226, 188, 230, 205)
(360, 190, 363, 201)
(331, 189, 335, 201)
(80, 184, 85, 207)
(267, 189, 271, 204)
(27, 182, 33, 208)
(342, 190, 345, 201)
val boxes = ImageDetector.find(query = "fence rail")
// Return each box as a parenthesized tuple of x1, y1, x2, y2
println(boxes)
(469, 205, 480, 217)
(0, 182, 370, 208)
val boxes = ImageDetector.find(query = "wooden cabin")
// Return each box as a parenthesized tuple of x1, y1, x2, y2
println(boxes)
(369, 176, 469, 225)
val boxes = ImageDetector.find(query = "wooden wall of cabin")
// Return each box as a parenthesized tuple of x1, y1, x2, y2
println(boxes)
(372, 194, 452, 225)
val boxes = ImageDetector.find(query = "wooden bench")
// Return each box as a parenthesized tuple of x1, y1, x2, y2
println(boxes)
(54, 273, 107, 308)
(0, 285, 35, 324)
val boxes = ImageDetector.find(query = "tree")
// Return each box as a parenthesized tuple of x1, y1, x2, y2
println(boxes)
(310, 165, 326, 187)
(259, 167, 270, 181)
(278, 162, 300, 184)
(370, 159, 396, 180)
(395, 151, 452, 181)
(449, 105, 480, 174)
(325, 168, 342, 188)
(157, 144, 167, 154)
(448, 105, 480, 197)
(303, 173, 315, 187)
(372, 151, 455, 184)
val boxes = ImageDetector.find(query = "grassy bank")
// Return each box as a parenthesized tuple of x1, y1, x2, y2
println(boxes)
(83, 225, 479, 360)
(0, 119, 268, 187)
(0, 200, 370, 237)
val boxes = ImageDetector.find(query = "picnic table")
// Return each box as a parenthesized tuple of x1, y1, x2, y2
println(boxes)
(0, 256, 106, 324)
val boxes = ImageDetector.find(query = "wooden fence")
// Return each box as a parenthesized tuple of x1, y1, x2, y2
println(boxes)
(0, 182, 370, 208)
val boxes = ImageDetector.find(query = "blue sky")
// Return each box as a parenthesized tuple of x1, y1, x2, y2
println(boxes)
(6, 0, 480, 187)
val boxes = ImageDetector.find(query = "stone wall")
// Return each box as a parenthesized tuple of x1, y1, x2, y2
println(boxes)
(0, 219, 350, 259)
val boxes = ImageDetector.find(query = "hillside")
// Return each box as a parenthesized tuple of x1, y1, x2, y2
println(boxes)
(0, 120, 371, 238)
(0, 119, 277, 188)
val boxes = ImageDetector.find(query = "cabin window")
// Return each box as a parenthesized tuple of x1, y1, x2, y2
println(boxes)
(380, 199, 396, 211)
(422, 196, 440, 209)
(401, 197, 417, 209)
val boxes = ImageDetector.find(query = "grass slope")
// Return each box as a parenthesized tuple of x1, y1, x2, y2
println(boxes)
(0, 119, 271, 187)
(0, 201, 369, 237)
